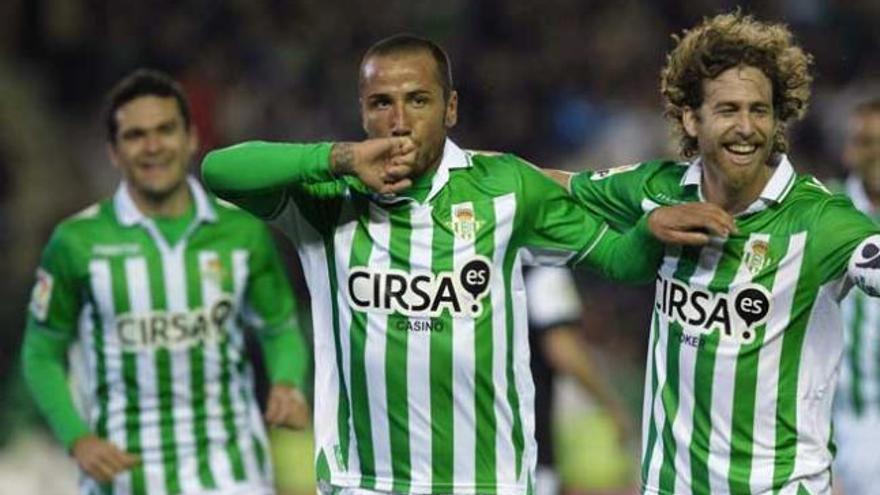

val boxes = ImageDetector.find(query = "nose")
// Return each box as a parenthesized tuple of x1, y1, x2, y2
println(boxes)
(734, 111, 755, 137)
(391, 102, 411, 136)
(144, 132, 163, 153)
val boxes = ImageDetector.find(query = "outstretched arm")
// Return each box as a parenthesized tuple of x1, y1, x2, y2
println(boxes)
(202, 138, 416, 218)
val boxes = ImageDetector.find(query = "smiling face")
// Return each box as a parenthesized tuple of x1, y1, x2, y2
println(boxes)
(360, 50, 458, 179)
(683, 65, 777, 193)
(109, 95, 197, 202)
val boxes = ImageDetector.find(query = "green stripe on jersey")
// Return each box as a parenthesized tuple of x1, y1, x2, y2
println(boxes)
(430, 207, 455, 492)
(385, 207, 412, 492)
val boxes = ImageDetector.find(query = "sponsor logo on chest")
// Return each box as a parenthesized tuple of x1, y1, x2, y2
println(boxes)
(347, 256, 492, 318)
(655, 276, 771, 344)
(116, 298, 234, 351)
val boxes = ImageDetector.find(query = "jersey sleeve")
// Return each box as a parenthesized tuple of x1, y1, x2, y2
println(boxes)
(27, 227, 82, 338)
(811, 194, 880, 287)
(244, 222, 309, 387)
(23, 227, 91, 448)
(201, 141, 335, 219)
(515, 158, 610, 266)
(568, 162, 654, 231)
(515, 158, 662, 283)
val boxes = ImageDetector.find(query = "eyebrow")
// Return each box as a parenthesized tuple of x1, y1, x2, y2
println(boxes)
(119, 118, 180, 138)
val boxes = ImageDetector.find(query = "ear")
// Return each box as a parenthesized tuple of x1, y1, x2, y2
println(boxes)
(682, 106, 699, 138)
(444, 90, 458, 128)
(359, 96, 371, 135)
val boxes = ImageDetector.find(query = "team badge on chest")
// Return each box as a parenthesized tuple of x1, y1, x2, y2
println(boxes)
(743, 239, 771, 275)
(452, 203, 481, 241)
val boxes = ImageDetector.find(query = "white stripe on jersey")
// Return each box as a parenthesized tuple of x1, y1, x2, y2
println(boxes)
(364, 204, 394, 491)
(706, 234, 770, 495)
(407, 205, 434, 486)
(334, 203, 361, 480)
(292, 207, 344, 476)
(510, 250, 535, 488)
(200, 251, 236, 487)
(750, 233, 805, 492)
(164, 243, 200, 494)
(88, 259, 133, 495)
(125, 256, 167, 495)
(492, 194, 517, 486)
(452, 201, 477, 492)
(231, 250, 265, 486)
(670, 241, 725, 495)
(643, 250, 683, 489)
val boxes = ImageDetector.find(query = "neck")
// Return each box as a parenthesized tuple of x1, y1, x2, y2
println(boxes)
(127, 181, 192, 218)
(701, 163, 772, 215)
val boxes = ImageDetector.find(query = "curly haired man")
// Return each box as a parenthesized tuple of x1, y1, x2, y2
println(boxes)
(549, 11, 880, 495)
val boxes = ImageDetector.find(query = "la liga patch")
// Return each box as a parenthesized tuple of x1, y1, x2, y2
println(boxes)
(30, 267, 54, 321)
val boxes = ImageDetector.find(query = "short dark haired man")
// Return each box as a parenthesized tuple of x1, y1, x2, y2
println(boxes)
(23, 68, 310, 495)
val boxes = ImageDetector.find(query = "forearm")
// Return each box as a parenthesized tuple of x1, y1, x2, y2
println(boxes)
(574, 215, 662, 284)
(259, 328, 309, 388)
(201, 141, 335, 217)
(22, 324, 90, 449)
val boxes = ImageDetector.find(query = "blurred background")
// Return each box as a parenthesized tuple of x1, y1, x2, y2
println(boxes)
(0, 0, 878, 493)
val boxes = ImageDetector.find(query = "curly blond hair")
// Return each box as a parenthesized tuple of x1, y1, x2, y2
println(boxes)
(661, 11, 814, 158)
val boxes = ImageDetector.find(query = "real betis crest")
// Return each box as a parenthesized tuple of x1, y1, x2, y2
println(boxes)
(452, 203, 481, 241)
(743, 239, 771, 275)
(205, 258, 226, 285)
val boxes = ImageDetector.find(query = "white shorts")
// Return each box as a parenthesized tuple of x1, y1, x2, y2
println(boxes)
(833, 411, 880, 495)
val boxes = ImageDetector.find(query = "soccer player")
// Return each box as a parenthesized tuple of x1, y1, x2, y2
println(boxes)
(833, 99, 880, 495)
(201, 34, 721, 495)
(22, 69, 310, 495)
(524, 267, 634, 495)
(548, 12, 880, 495)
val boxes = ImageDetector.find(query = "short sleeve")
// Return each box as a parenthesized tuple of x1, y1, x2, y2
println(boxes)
(811, 194, 880, 285)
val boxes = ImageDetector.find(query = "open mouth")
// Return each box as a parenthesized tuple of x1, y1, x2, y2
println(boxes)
(723, 143, 760, 164)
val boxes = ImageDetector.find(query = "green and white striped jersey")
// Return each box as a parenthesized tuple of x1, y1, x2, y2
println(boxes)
(836, 176, 880, 418)
(268, 140, 644, 495)
(569, 157, 880, 495)
(28, 178, 295, 495)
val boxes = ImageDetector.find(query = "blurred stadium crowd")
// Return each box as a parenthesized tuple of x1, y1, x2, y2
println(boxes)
(0, 0, 878, 493)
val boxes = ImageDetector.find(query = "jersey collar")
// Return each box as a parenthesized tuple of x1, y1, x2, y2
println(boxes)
(681, 154, 797, 215)
(423, 138, 469, 202)
(114, 176, 218, 227)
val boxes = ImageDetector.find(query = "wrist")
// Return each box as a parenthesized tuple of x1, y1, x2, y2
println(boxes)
(330, 142, 356, 177)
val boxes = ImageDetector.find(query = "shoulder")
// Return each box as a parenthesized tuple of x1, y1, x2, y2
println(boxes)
(575, 158, 685, 184)
(52, 199, 113, 244)
(456, 150, 557, 193)
(43, 199, 114, 265)
(786, 175, 839, 210)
